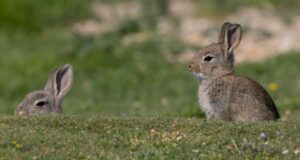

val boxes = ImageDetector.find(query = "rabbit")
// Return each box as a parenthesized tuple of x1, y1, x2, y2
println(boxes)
(15, 64, 74, 116)
(189, 22, 280, 121)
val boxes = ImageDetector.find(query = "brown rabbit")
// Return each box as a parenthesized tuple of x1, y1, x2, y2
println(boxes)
(15, 64, 73, 116)
(189, 22, 280, 121)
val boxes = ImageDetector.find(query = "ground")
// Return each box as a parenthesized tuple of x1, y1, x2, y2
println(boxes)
(0, 116, 299, 159)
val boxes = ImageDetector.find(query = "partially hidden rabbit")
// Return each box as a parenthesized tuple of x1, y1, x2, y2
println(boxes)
(189, 22, 280, 121)
(15, 64, 73, 116)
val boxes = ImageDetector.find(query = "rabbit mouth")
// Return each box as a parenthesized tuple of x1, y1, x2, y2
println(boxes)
(191, 71, 209, 81)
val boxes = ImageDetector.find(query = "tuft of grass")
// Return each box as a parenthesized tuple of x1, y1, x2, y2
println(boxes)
(0, 115, 299, 159)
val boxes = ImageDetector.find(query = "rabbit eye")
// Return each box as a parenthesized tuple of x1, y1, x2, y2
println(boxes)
(204, 56, 214, 62)
(36, 101, 48, 107)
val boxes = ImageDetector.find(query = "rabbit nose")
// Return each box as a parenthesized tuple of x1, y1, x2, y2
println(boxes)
(189, 64, 201, 73)
(189, 64, 196, 71)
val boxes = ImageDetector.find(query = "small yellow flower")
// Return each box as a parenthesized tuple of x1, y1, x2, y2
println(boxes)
(11, 140, 17, 144)
(268, 82, 278, 92)
(16, 144, 22, 149)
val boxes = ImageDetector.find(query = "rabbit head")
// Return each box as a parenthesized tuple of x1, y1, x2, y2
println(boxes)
(15, 64, 74, 116)
(189, 22, 242, 80)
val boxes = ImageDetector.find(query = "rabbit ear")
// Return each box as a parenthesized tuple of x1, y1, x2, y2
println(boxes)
(218, 22, 232, 43)
(44, 64, 74, 100)
(223, 24, 242, 53)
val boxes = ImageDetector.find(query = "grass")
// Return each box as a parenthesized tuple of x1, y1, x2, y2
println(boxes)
(0, 0, 91, 32)
(0, 0, 299, 117)
(0, 30, 198, 116)
(1, 29, 300, 117)
(0, 115, 299, 159)
(1, 0, 300, 32)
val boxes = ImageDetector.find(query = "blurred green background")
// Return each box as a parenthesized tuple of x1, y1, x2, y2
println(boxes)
(0, 0, 300, 118)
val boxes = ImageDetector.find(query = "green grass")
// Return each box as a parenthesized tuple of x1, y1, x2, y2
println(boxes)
(1, 0, 300, 32)
(1, 28, 300, 117)
(0, 30, 199, 116)
(0, 116, 299, 159)
(0, 0, 91, 32)
(0, 0, 299, 117)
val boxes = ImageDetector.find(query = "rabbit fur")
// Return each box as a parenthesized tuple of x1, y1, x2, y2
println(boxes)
(189, 22, 280, 121)
(15, 64, 73, 116)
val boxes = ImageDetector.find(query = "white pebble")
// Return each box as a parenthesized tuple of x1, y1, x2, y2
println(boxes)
(282, 150, 289, 155)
